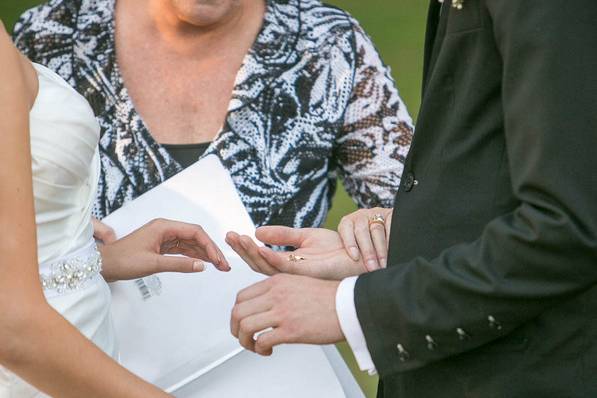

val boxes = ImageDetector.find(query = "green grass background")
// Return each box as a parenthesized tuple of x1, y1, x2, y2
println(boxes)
(0, 1, 427, 396)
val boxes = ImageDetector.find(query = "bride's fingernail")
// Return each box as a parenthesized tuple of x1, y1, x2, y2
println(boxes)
(349, 247, 360, 261)
(367, 259, 378, 271)
(380, 258, 387, 268)
(193, 261, 205, 272)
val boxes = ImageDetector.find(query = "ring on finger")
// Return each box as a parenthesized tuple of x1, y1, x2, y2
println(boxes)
(253, 327, 274, 341)
(368, 214, 386, 228)
(175, 239, 180, 248)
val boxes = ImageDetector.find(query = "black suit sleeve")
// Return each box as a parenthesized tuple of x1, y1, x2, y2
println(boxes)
(354, 0, 597, 376)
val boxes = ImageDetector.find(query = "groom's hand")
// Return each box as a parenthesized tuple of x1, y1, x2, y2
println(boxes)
(226, 226, 366, 280)
(231, 274, 344, 356)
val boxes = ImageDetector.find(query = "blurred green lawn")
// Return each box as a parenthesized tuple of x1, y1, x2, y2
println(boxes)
(0, 1, 427, 396)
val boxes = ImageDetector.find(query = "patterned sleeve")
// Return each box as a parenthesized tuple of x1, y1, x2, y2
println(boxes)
(335, 20, 414, 209)
(12, 0, 77, 72)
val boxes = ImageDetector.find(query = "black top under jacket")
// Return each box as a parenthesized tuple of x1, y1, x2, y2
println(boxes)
(354, 1, 597, 397)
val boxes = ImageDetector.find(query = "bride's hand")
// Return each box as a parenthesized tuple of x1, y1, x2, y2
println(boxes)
(226, 226, 366, 280)
(100, 218, 230, 282)
(337, 207, 393, 271)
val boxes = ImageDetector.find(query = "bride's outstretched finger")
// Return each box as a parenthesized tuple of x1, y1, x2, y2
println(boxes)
(155, 254, 205, 274)
(158, 220, 230, 271)
(101, 219, 231, 281)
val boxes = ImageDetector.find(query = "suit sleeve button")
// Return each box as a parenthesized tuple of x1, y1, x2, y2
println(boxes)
(396, 344, 411, 361)
(456, 328, 471, 341)
(425, 335, 437, 351)
(488, 315, 503, 330)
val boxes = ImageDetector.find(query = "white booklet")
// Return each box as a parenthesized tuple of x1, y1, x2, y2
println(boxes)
(103, 155, 362, 397)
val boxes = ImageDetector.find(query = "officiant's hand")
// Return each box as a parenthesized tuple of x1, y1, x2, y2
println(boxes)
(226, 227, 366, 280)
(231, 274, 343, 356)
(100, 218, 230, 282)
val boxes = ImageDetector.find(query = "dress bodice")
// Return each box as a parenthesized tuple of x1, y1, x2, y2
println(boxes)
(30, 63, 100, 265)
(0, 63, 116, 398)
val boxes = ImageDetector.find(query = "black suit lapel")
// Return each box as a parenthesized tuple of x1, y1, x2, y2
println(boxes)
(422, 0, 449, 93)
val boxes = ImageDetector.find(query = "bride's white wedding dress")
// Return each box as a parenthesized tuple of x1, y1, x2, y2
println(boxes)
(0, 63, 117, 397)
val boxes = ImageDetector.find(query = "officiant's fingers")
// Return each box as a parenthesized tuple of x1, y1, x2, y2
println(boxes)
(338, 218, 360, 261)
(355, 218, 380, 271)
(231, 295, 273, 337)
(187, 229, 229, 270)
(237, 313, 276, 352)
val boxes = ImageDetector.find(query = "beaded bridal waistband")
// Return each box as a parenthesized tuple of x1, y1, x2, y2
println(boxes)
(39, 241, 103, 297)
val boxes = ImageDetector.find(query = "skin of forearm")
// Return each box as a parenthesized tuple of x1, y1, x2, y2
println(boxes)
(0, 26, 168, 398)
(0, 302, 167, 398)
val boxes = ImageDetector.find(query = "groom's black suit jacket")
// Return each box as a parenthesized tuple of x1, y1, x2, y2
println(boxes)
(354, 1, 597, 397)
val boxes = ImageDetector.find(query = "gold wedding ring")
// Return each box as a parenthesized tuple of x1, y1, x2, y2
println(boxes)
(368, 214, 386, 228)
(288, 254, 306, 262)
(175, 240, 180, 248)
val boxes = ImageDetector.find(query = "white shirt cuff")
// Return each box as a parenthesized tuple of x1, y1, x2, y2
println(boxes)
(336, 276, 377, 375)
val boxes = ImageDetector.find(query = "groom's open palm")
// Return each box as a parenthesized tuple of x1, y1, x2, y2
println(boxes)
(226, 226, 366, 280)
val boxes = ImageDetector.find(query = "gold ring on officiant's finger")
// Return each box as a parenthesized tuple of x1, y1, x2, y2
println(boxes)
(368, 214, 385, 228)
(288, 254, 306, 263)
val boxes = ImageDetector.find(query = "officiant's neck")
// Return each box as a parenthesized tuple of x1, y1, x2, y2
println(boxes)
(138, 0, 265, 50)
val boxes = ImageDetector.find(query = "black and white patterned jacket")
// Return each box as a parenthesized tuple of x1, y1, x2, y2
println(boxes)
(14, 0, 414, 228)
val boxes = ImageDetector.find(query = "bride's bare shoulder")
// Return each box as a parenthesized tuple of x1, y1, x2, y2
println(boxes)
(0, 21, 18, 66)
(0, 19, 13, 43)
(0, 22, 38, 108)
(0, 19, 8, 41)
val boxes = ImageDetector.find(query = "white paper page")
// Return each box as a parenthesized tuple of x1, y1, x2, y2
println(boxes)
(173, 345, 347, 398)
(104, 156, 265, 390)
(103, 155, 355, 397)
